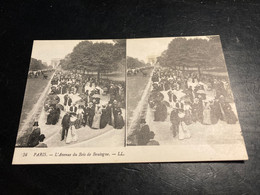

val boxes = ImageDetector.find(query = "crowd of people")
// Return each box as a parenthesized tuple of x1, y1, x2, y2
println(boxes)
(27, 70, 125, 147)
(148, 67, 238, 140)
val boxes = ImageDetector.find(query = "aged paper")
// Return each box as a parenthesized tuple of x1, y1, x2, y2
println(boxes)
(12, 36, 248, 164)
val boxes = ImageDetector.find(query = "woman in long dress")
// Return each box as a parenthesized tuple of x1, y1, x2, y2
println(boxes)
(210, 100, 219, 124)
(178, 110, 191, 140)
(203, 102, 212, 125)
(114, 109, 124, 129)
(100, 105, 109, 129)
(221, 102, 238, 124)
(154, 101, 167, 122)
(183, 102, 192, 125)
(76, 105, 84, 128)
(66, 115, 78, 144)
(92, 106, 102, 129)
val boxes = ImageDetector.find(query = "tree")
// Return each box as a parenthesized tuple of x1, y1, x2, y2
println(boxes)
(157, 36, 226, 76)
(29, 58, 48, 71)
(59, 54, 71, 70)
(64, 41, 125, 81)
(112, 39, 126, 70)
(127, 56, 146, 69)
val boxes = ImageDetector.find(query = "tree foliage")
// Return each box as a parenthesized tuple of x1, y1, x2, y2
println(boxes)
(127, 56, 146, 69)
(61, 40, 126, 72)
(29, 58, 48, 71)
(59, 54, 71, 70)
(157, 36, 225, 69)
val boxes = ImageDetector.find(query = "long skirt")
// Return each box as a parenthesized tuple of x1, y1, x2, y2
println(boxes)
(184, 110, 192, 125)
(171, 123, 179, 137)
(100, 114, 109, 129)
(225, 110, 238, 124)
(66, 126, 78, 144)
(178, 121, 191, 140)
(114, 115, 124, 129)
(92, 114, 101, 129)
(203, 108, 212, 125)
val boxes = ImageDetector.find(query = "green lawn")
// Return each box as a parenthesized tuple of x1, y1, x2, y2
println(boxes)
(126, 69, 152, 126)
(19, 72, 53, 126)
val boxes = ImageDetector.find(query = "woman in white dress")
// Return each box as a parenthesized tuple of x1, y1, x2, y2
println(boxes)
(203, 102, 212, 125)
(66, 114, 78, 144)
(76, 105, 84, 128)
(183, 102, 192, 125)
(178, 110, 191, 140)
(92, 106, 102, 129)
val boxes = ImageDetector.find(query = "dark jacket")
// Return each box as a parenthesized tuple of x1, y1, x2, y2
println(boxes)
(61, 114, 71, 128)
(69, 106, 77, 113)
(68, 98, 72, 106)
(170, 109, 180, 125)
(27, 128, 41, 147)
(84, 107, 95, 117)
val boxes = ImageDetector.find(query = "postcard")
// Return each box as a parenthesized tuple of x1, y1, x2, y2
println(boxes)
(12, 36, 248, 164)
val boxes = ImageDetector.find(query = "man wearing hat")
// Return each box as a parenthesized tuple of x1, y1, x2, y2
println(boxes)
(84, 102, 95, 127)
(27, 121, 41, 147)
(61, 112, 71, 141)
(170, 107, 180, 137)
(109, 84, 117, 102)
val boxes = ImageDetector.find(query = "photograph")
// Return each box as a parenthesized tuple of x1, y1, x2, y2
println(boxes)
(12, 36, 248, 164)
(126, 36, 247, 150)
(15, 40, 126, 148)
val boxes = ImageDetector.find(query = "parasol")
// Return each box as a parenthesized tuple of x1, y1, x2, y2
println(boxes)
(196, 89, 206, 94)
(70, 115, 77, 122)
(92, 94, 101, 98)
(75, 99, 85, 106)
(56, 104, 64, 111)
(180, 95, 191, 102)
(79, 94, 88, 99)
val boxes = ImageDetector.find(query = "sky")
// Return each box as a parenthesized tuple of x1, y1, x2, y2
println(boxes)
(127, 36, 212, 63)
(31, 36, 214, 65)
(31, 40, 114, 65)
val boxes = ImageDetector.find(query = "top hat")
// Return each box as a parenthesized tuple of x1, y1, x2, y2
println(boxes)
(33, 121, 39, 126)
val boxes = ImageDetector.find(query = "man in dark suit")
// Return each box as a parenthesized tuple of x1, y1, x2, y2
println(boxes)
(84, 90, 89, 106)
(88, 102, 95, 128)
(67, 96, 72, 107)
(84, 102, 95, 127)
(64, 93, 68, 105)
(61, 112, 71, 141)
(170, 108, 180, 137)
(109, 84, 117, 102)
(83, 104, 89, 127)
(106, 102, 113, 126)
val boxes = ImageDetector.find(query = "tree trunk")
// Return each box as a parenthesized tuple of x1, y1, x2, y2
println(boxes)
(198, 66, 201, 78)
(97, 69, 100, 83)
